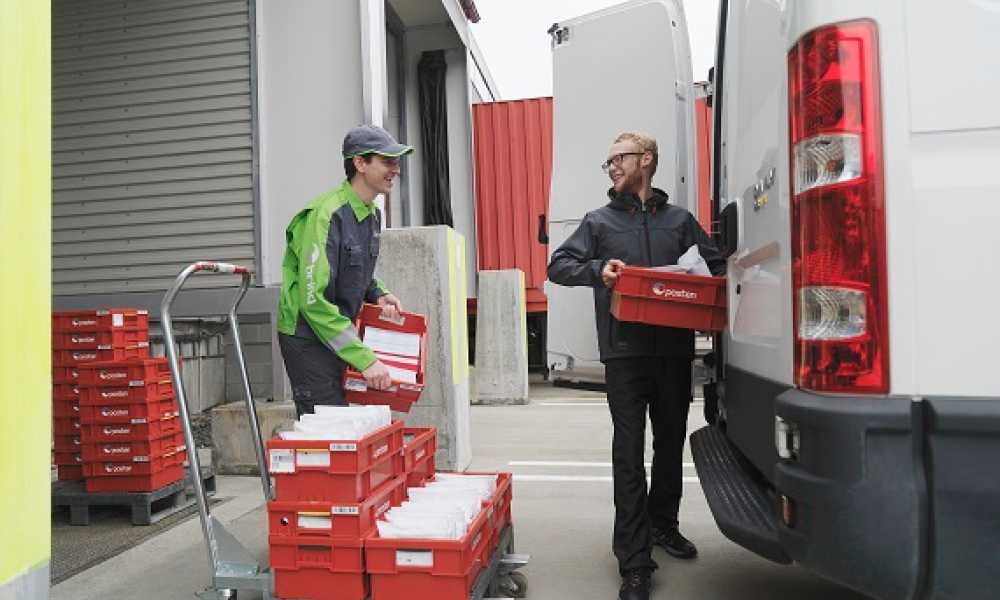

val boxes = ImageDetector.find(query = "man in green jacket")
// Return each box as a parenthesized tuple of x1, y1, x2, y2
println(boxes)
(276, 125, 412, 416)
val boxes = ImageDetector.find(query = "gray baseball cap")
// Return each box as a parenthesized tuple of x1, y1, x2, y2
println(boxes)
(342, 124, 414, 159)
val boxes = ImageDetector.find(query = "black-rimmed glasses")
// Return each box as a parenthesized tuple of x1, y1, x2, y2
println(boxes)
(601, 152, 644, 172)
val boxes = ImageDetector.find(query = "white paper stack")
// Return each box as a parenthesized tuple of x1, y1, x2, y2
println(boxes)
(364, 326, 421, 384)
(277, 405, 392, 440)
(376, 474, 498, 540)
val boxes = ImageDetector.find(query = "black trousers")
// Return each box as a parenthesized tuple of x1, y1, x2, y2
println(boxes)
(605, 356, 693, 574)
(278, 333, 347, 417)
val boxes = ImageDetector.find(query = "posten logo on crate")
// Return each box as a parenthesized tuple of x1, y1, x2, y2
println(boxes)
(99, 369, 128, 381)
(651, 282, 698, 300)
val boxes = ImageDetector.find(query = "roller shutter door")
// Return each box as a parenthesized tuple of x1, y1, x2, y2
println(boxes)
(52, 0, 256, 295)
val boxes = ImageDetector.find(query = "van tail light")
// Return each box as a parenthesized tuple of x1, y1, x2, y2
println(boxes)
(788, 20, 889, 394)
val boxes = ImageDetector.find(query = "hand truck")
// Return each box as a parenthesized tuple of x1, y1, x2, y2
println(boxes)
(162, 262, 274, 600)
(163, 262, 529, 600)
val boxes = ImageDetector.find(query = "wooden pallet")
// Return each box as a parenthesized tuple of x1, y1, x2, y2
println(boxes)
(52, 467, 215, 526)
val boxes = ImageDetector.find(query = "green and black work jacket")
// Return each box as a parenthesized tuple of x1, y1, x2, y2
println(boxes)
(277, 180, 390, 371)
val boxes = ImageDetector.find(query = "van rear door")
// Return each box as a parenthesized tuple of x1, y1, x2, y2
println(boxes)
(546, 0, 697, 382)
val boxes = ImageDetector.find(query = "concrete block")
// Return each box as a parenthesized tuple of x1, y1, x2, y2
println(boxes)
(211, 400, 296, 475)
(376, 226, 471, 471)
(473, 270, 529, 405)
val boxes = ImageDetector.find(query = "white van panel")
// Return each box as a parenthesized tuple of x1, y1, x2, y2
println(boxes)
(905, 0, 1000, 133)
(719, 0, 794, 383)
(547, 0, 694, 381)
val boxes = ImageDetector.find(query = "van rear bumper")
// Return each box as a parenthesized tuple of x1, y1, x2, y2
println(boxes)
(773, 390, 1000, 600)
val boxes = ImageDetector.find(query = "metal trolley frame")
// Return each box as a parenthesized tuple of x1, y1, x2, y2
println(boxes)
(162, 262, 528, 600)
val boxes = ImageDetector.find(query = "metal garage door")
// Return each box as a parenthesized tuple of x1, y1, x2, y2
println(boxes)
(52, 0, 256, 295)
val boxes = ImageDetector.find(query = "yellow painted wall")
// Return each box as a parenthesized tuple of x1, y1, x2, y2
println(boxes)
(446, 229, 469, 385)
(0, 0, 52, 586)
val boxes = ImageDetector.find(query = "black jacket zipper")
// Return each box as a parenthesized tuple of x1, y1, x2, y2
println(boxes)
(641, 201, 653, 266)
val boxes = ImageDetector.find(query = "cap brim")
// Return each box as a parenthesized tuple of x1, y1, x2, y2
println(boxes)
(372, 144, 414, 157)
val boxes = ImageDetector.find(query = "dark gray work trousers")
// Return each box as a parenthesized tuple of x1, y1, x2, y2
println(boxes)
(605, 356, 693, 574)
(278, 333, 347, 418)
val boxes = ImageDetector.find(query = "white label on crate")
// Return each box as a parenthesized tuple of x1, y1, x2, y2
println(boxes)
(329, 443, 358, 452)
(133, 456, 150, 463)
(297, 515, 332, 530)
(128, 380, 145, 387)
(102, 390, 129, 399)
(373, 444, 389, 459)
(72, 336, 96, 344)
(396, 550, 433, 568)
(130, 418, 148, 424)
(344, 379, 367, 392)
(98, 345, 112, 350)
(331, 506, 360, 516)
(400, 384, 420, 392)
(269, 449, 295, 474)
(112, 313, 124, 328)
(296, 449, 330, 468)
(102, 408, 128, 417)
(100, 370, 127, 381)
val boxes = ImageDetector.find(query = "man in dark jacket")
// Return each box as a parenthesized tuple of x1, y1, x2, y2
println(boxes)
(547, 132, 725, 600)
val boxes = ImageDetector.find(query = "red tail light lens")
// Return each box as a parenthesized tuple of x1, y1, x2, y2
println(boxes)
(788, 20, 889, 394)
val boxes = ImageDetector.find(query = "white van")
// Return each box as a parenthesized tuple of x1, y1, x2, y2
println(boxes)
(548, 1, 1000, 598)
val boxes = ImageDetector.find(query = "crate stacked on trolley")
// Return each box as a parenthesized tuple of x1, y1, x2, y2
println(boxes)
(52, 309, 187, 493)
(266, 420, 513, 600)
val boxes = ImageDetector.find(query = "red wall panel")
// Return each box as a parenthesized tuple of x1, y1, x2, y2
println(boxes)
(472, 98, 553, 313)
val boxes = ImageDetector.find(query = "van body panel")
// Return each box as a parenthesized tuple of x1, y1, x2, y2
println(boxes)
(546, 0, 695, 381)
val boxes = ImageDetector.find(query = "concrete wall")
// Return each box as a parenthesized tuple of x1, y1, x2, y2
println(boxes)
(223, 318, 277, 402)
(256, 0, 366, 286)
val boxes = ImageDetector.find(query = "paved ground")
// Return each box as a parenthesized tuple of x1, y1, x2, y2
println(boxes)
(52, 383, 870, 600)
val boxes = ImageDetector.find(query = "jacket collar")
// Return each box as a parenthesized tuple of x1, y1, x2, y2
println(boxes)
(606, 187, 670, 212)
(339, 179, 374, 222)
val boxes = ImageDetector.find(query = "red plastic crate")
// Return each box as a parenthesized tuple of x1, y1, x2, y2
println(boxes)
(52, 329, 149, 351)
(78, 397, 177, 425)
(58, 465, 84, 481)
(80, 416, 181, 443)
(53, 383, 80, 401)
(269, 476, 406, 541)
(54, 417, 81, 436)
(53, 345, 149, 366)
(79, 380, 173, 405)
(267, 421, 404, 501)
(610, 266, 727, 332)
(83, 449, 187, 478)
(270, 535, 368, 600)
(402, 428, 436, 487)
(53, 366, 81, 384)
(84, 464, 184, 493)
(343, 304, 427, 413)
(54, 451, 83, 466)
(53, 434, 82, 452)
(53, 399, 81, 418)
(52, 309, 149, 333)
(81, 431, 185, 462)
(366, 506, 492, 600)
(77, 357, 171, 387)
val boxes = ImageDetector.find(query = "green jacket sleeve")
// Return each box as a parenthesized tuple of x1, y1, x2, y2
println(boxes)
(297, 207, 377, 372)
(365, 277, 390, 303)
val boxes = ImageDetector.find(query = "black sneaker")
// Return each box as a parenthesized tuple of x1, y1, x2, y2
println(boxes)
(618, 568, 652, 600)
(651, 527, 698, 559)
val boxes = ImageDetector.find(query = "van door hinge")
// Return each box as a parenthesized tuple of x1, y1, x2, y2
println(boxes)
(548, 23, 570, 47)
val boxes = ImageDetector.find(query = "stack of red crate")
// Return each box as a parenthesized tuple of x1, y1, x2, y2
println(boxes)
(51, 309, 151, 481)
(78, 357, 186, 493)
(266, 421, 409, 600)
